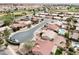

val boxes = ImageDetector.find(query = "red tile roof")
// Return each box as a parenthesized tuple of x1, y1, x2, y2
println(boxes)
(47, 23, 60, 31)
(32, 39, 57, 55)
(11, 20, 32, 28)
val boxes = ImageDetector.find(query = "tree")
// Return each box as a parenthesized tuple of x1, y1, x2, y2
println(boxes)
(14, 8, 18, 11)
(0, 39, 4, 45)
(4, 19, 12, 26)
(4, 28, 10, 39)
(22, 12, 27, 15)
(18, 40, 35, 54)
(32, 9, 36, 16)
(23, 41, 35, 50)
(43, 6, 47, 13)
(66, 16, 76, 49)
(3, 9, 14, 26)
(37, 8, 40, 12)
(55, 48, 63, 55)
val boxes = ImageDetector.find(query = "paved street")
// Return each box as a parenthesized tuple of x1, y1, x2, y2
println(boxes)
(9, 19, 53, 43)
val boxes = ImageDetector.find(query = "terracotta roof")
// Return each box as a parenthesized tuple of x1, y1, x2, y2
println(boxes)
(11, 20, 32, 28)
(11, 23, 25, 28)
(18, 20, 32, 25)
(32, 39, 57, 55)
(47, 23, 60, 31)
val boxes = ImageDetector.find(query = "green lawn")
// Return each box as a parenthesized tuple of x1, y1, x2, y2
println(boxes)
(0, 10, 33, 20)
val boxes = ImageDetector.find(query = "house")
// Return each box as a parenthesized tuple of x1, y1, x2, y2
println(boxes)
(71, 31, 79, 41)
(47, 23, 60, 31)
(41, 30, 58, 40)
(75, 23, 79, 27)
(10, 23, 25, 28)
(52, 14, 58, 16)
(61, 24, 68, 29)
(76, 26, 79, 31)
(74, 15, 79, 18)
(62, 21, 68, 25)
(18, 20, 32, 26)
(0, 26, 12, 32)
(10, 20, 32, 31)
(24, 21, 32, 26)
(62, 17, 69, 20)
(59, 14, 64, 17)
(54, 36, 66, 48)
(71, 41, 79, 50)
(31, 17, 38, 23)
(32, 39, 57, 55)
(54, 16, 61, 19)
(39, 13, 49, 18)
(46, 15, 53, 19)
(77, 19, 79, 23)
(53, 21, 63, 27)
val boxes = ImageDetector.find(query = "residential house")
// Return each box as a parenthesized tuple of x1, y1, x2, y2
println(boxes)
(47, 23, 60, 31)
(41, 29, 58, 40)
(54, 36, 66, 48)
(72, 41, 79, 50)
(53, 21, 63, 27)
(10, 20, 32, 31)
(76, 26, 79, 31)
(75, 23, 79, 27)
(61, 24, 68, 29)
(45, 14, 53, 19)
(77, 19, 79, 23)
(39, 13, 49, 18)
(31, 16, 39, 24)
(71, 31, 79, 41)
(18, 20, 32, 26)
(32, 35, 66, 55)
(0, 26, 12, 33)
(54, 16, 61, 19)
(32, 39, 57, 55)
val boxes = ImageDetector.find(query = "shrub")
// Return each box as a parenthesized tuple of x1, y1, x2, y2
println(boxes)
(0, 39, 4, 45)
(55, 48, 62, 55)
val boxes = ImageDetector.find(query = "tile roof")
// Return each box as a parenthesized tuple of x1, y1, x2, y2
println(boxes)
(32, 39, 57, 55)
(54, 36, 66, 48)
(42, 30, 58, 40)
(47, 23, 60, 31)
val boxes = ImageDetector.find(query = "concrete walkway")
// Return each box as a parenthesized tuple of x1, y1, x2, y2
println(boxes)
(7, 45, 17, 55)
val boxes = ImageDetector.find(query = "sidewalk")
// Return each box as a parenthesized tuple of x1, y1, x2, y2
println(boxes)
(7, 45, 18, 55)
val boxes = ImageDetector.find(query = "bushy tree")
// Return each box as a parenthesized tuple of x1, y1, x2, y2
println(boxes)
(66, 16, 76, 49)
(32, 9, 36, 16)
(4, 28, 10, 39)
